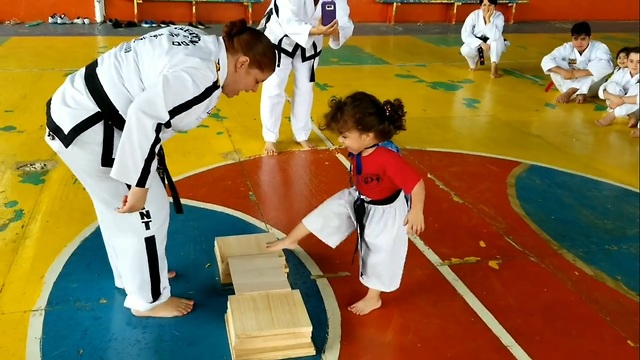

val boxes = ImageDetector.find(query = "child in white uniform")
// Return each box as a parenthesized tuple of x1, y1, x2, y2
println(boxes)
(45, 20, 276, 318)
(460, 0, 509, 78)
(613, 47, 630, 76)
(267, 91, 426, 315)
(596, 47, 640, 128)
(541, 21, 613, 104)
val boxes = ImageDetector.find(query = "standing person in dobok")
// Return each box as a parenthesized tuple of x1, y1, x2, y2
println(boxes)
(460, 0, 509, 78)
(44, 19, 276, 318)
(258, 0, 354, 155)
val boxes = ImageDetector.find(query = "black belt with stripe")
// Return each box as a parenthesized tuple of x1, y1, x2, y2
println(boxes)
(46, 59, 184, 214)
(351, 189, 403, 265)
(260, 0, 323, 82)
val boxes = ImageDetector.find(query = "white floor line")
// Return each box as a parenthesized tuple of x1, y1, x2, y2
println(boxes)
(312, 124, 532, 360)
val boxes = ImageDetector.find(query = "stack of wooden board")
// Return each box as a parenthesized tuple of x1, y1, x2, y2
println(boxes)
(215, 233, 316, 360)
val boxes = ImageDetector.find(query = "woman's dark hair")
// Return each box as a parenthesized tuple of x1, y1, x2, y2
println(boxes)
(616, 47, 630, 59)
(320, 91, 407, 142)
(480, 0, 498, 5)
(222, 19, 276, 74)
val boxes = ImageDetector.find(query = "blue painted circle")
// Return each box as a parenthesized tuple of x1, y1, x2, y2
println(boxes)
(41, 204, 327, 359)
(515, 165, 639, 295)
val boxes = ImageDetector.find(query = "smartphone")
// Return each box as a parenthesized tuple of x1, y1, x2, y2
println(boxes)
(321, 0, 337, 27)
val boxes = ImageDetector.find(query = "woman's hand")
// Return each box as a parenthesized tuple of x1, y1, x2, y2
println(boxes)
(310, 19, 338, 36)
(116, 186, 149, 213)
(484, 6, 494, 24)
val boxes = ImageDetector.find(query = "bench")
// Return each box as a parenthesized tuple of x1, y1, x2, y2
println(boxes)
(134, 0, 263, 25)
(376, 0, 530, 25)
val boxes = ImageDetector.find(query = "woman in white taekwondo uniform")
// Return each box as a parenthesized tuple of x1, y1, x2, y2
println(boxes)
(541, 21, 613, 104)
(44, 19, 276, 318)
(460, 0, 509, 78)
(258, 0, 354, 155)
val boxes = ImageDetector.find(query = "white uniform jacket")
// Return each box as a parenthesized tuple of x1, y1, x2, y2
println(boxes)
(46, 26, 227, 200)
(461, 9, 506, 47)
(541, 40, 613, 82)
(258, 0, 354, 80)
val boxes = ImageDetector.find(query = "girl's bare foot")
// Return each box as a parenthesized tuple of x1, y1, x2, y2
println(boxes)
(348, 289, 382, 315)
(131, 297, 195, 318)
(574, 94, 587, 104)
(266, 236, 299, 251)
(631, 129, 639, 138)
(264, 142, 277, 155)
(596, 113, 616, 127)
(298, 140, 315, 149)
(491, 73, 502, 78)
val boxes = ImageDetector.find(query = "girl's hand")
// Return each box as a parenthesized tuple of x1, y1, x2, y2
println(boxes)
(116, 187, 149, 213)
(404, 209, 425, 236)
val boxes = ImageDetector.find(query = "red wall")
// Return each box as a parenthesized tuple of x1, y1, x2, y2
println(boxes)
(1, 0, 638, 24)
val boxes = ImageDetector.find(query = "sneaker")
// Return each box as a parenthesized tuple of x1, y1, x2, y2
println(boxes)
(48, 13, 58, 24)
(72, 17, 84, 24)
(57, 14, 71, 24)
(83, 18, 91, 25)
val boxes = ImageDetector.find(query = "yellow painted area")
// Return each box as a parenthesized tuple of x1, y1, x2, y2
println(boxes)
(0, 32, 638, 356)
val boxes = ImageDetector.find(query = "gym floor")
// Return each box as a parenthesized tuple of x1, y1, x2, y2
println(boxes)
(0, 21, 638, 359)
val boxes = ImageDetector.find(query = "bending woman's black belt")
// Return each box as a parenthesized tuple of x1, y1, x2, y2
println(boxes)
(45, 59, 183, 214)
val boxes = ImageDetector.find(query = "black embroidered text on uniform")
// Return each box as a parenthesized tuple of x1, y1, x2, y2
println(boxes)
(139, 208, 153, 231)
(169, 27, 202, 47)
(362, 174, 382, 187)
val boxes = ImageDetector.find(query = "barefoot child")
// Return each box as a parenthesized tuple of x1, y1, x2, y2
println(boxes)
(541, 21, 613, 104)
(267, 91, 426, 315)
(596, 46, 639, 127)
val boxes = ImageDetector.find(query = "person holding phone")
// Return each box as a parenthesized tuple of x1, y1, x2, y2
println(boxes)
(258, 0, 354, 155)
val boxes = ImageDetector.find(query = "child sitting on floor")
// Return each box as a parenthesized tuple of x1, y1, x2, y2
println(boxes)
(596, 46, 639, 128)
(267, 91, 426, 315)
(613, 47, 630, 75)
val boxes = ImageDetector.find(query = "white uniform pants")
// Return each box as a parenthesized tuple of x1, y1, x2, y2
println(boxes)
(302, 188, 409, 292)
(601, 82, 640, 117)
(45, 126, 171, 312)
(460, 39, 507, 68)
(550, 72, 606, 97)
(260, 52, 319, 143)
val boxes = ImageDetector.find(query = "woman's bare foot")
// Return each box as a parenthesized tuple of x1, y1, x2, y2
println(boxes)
(631, 128, 639, 138)
(627, 114, 639, 128)
(490, 63, 502, 78)
(555, 88, 578, 104)
(574, 94, 588, 104)
(298, 140, 315, 149)
(266, 236, 299, 251)
(264, 142, 277, 155)
(131, 297, 195, 318)
(596, 113, 616, 127)
(348, 289, 382, 315)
